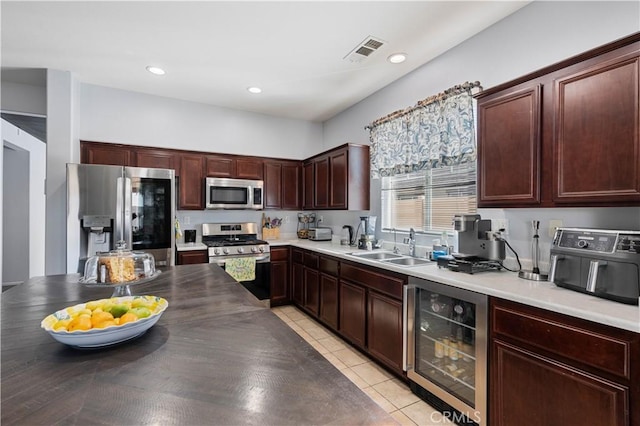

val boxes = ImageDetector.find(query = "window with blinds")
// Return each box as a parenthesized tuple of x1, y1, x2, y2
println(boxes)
(381, 162, 477, 232)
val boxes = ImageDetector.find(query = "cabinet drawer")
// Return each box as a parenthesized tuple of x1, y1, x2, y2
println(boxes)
(304, 252, 319, 269)
(492, 299, 632, 379)
(340, 263, 404, 299)
(319, 256, 339, 276)
(270, 247, 289, 262)
(291, 248, 304, 264)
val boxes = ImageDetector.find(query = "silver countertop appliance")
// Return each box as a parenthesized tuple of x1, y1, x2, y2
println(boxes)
(549, 228, 640, 305)
(437, 214, 505, 274)
(308, 227, 332, 241)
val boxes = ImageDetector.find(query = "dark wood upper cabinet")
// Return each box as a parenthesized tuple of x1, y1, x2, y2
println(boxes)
(314, 156, 330, 209)
(236, 158, 263, 180)
(553, 54, 640, 204)
(281, 162, 301, 209)
(475, 32, 640, 207)
(179, 154, 204, 210)
(264, 161, 283, 209)
(134, 149, 177, 171)
(206, 155, 236, 178)
(477, 85, 541, 207)
(303, 161, 315, 210)
(81, 141, 132, 166)
(303, 144, 370, 211)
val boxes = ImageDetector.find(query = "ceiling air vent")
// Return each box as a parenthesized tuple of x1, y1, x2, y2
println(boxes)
(344, 36, 386, 63)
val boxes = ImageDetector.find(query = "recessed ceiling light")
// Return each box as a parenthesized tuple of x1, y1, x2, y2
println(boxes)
(146, 66, 166, 76)
(387, 53, 407, 64)
(247, 87, 262, 94)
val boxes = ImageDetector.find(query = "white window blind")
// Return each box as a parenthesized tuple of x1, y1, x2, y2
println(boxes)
(381, 162, 477, 232)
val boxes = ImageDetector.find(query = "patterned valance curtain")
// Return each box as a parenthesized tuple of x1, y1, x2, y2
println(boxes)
(367, 81, 481, 179)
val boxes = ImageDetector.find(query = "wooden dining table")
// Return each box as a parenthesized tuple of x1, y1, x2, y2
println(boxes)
(1, 263, 396, 425)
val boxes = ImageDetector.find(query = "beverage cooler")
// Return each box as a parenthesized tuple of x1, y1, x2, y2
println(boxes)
(404, 277, 487, 425)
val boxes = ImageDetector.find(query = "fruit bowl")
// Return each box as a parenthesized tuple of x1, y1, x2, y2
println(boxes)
(41, 295, 168, 348)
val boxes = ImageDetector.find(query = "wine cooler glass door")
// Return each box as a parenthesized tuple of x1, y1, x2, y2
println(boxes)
(406, 278, 487, 425)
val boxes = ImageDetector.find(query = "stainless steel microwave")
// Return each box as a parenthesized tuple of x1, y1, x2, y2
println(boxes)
(205, 177, 263, 210)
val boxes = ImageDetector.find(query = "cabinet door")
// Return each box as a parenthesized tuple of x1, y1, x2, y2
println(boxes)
(303, 161, 315, 209)
(492, 340, 628, 426)
(292, 262, 304, 306)
(270, 260, 289, 306)
(329, 149, 348, 209)
(179, 154, 204, 210)
(177, 250, 208, 265)
(282, 162, 301, 210)
(367, 291, 403, 373)
(319, 273, 338, 329)
(82, 142, 131, 166)
(236, 158, 263, 179)
(263, 161, 282, 209)
(553, 55, 640, 203)
(314, 156, 329, 209)
(304, 268, 319, 316)
(206, 155, 236, 177)
(477, 85, 541, 206)
(134, 149, 176, 171)
(339, 280, 366, 348)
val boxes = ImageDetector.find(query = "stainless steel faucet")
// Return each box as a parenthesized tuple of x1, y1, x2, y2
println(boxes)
(408, 228, 416, 257)
(392, 228, 400, 254)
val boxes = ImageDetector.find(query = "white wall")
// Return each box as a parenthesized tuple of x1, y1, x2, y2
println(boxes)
(1, 80, 47, 115)
(2, 120, 47, 281)
(79, 84, 324, 160)
(322, 1, 640, 269)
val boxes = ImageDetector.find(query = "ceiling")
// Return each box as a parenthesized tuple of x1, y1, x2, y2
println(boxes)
(1, 1, 529, 122)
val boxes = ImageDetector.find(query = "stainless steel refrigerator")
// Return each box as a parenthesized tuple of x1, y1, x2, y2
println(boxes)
(66, 163, 175, 273)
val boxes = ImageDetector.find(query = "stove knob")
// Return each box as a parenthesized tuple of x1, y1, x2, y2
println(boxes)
(214, 248, 221, 256)
(223, 247, 230, 255)
(577, 240, 589, 248)
(237, 247, 245, 254)
(251, 246, 259, 253)
(259, 246, 265, 253)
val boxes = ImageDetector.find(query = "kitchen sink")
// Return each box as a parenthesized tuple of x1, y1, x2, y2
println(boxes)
(347, 251, 404, 260)
(381, 257, 432, 267)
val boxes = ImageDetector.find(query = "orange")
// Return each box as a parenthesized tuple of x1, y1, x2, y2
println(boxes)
(68, 315, 92, 332)
(93, 320, 116, 329)
(118, 312, 138, 325)
(91, 311, 114, 328)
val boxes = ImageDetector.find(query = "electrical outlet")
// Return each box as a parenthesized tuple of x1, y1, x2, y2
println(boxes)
(284, 216, 290, 223)
(494, 219, 509, 235)
(319, 215, 324, 223)
(184, 216, 190, 225)
(549, 219, 563, 238)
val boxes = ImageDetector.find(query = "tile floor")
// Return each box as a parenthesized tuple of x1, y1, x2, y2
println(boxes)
(271, 305, 454, 426)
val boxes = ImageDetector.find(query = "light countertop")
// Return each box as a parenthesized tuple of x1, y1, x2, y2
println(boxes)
(272, 238, 640, 333)
(176, 242, 208, 251)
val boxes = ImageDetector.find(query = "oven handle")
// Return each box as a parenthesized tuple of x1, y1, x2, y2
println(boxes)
(210, 254, 270, 264)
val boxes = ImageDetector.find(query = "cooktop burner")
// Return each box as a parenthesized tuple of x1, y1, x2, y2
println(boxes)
(203, 238, 268, 247)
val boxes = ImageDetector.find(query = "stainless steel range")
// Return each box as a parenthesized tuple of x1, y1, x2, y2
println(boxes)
(202, 222, 271, 301)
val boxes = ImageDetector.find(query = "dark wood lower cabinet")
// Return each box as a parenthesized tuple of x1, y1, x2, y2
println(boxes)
(492, 340, 628, 426)
(339, 280, 366, 348)
(490, 298, 640, 426)
(269, 247, 289, 307)
(292, 262, 304, 306)
(304, 268, 319, 315)
(176, 250, 208, 265)
(319, 273, 338, 329)
(367, 291, 403, 372)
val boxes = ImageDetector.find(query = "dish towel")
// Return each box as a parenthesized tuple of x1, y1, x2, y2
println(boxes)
(225, 257, 256, 282)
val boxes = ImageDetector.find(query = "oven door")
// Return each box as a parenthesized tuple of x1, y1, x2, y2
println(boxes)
(211, 255, 271, 301)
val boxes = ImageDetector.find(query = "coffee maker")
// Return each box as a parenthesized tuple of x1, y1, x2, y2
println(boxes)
(437, 214, 505, 273)
(358, 215, 377, 249)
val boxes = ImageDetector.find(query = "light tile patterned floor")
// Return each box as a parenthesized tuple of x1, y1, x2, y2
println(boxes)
(271, 305, 453, 426)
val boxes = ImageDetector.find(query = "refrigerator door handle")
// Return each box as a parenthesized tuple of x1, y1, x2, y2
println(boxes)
(124, 177, 132, 248)
(116, 177, 124, 243)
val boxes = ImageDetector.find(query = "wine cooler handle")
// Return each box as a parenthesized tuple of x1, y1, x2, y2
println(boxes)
(402, 284, 408, 372)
